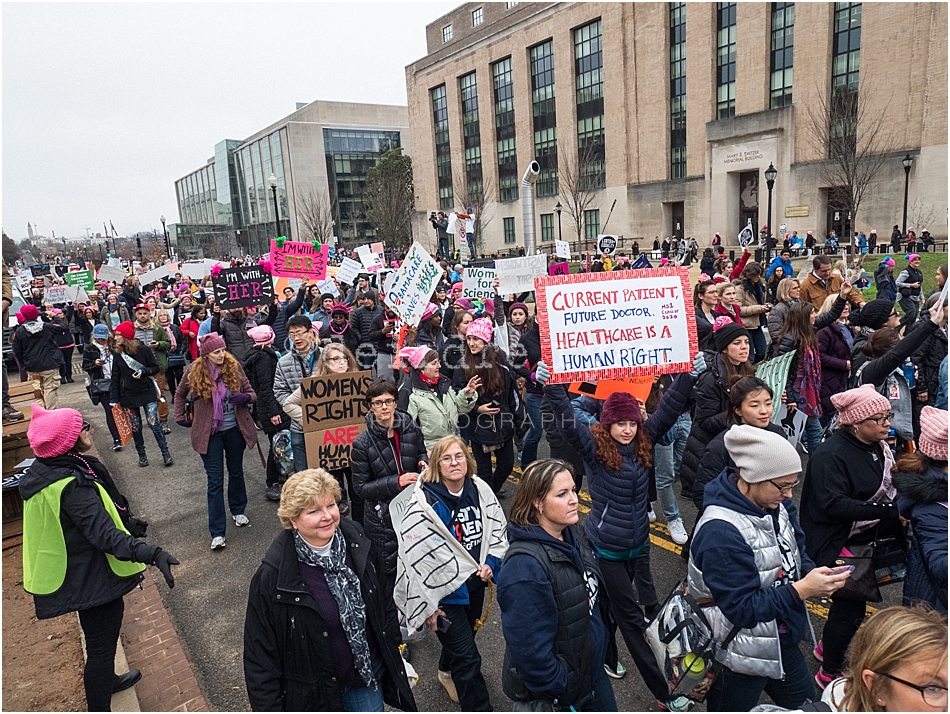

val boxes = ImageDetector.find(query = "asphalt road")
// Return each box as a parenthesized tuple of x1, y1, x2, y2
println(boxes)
(56, 378, 901, 712)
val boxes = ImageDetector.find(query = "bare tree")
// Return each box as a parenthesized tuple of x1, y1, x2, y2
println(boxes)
(295, 183, 337, 244)
(803, 80, 896, 237)
(557, 139, 604, 244)
(907, 197, 940, 234)
(451, 167, 495, 256)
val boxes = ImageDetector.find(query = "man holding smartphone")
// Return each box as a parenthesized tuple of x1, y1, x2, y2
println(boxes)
(132, 304, 172, 434)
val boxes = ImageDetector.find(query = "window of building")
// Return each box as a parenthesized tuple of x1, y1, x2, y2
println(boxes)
(442, 24, 452, 42)
(504, 217, 516, 243)
(670, 2, 687, 179)
(492, 57, 518, 202)
(770, 3, 794, 108)
(716, 2, 736, 119)
(459, 72, 484, 201)
(832, 2, 861, 94)
(530, 39, 558, 196)
(431, 85, 453, 210)
(472, 7, 482, 26)
(507, 1, 518, 8)
(541, 213, 555, 242)
(574, 19, 605, 190)
(584, 209, 600, 241)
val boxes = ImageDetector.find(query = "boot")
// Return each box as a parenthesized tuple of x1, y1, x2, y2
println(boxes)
(162, 451, 174, 466)
(138, 451, 149, 467)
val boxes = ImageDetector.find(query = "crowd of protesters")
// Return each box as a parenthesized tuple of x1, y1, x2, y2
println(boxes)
(6, 232, 947, 713)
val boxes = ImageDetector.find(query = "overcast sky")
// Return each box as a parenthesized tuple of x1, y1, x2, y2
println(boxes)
(2, 2, 457, 242)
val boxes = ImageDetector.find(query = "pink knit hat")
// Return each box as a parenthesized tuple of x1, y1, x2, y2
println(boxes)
(466, 317, 493, 343)
(918, 406, 948, 461)
(248, 325, 275, 346)
(830, 385, 892, 425)
(28, 404, 84, 458)
(399, 346, 435, 370)
(199, 333, 227, 356)
(21, 304, 39, 322)
(420, 302, 440, 321)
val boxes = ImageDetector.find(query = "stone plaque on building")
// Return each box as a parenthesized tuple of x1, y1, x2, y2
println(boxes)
(785, 205, 809, 217)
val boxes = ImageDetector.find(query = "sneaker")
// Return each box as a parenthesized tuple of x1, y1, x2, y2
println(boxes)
(648, 506, 657, 523)
(2, 406, 24, 423)
(658, 695, 693, 711)
(438, 670, 459, 703)
(233, 514, 250, 527)
(138, 454, 149, 467)
(210, 536, 226, 550)
(265, 484, 282, 502)
(161, 421, 171, 435)
(813, 639, 824, 662)
(163, 453, 174, 466)
(604, 662, 627, 679)
(668, 517, 689, 545)
(112, 439, 123, 451)
(815, 666, 834, 690)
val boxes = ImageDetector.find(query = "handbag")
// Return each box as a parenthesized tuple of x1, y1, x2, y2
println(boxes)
(87, 377, 111, 405)
(834, 531, 907, 603)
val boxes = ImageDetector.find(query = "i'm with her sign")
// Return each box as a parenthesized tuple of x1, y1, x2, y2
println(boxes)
(212, 266, 275, 309)
(535, 268, 698, 383)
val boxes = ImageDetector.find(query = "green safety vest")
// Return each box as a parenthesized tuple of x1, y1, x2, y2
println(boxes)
(22, 476, 146, 595)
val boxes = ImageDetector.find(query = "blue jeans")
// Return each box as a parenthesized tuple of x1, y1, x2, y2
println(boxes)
(129, 401, 168, 455)
(341, 683, 383, 712)
(705, 639, 816, 712)
(579, 666, 618, 711)
(291, 430, 308, 475)
(465, 232, 476, 258)
(520, 393, 544, 466)
(199, 426, 248, 538)
(804, 414, 823, 454)
(654, 412, 690, 522)
(750, 326, 768, 363)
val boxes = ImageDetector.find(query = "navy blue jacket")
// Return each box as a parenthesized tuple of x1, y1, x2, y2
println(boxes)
(691, 469, 814, 645)
(894, 465, 948, 613)
(545, 374, 694, 553)
(874, 263, 897, 303)
(496, 524, 608, 701)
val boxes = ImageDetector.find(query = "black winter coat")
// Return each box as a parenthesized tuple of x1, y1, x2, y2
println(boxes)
(319, 322, 360, 357)
(243, 524, 416, 712)
(243, 346, 290, 431)
(110, 342, 161, 409)
(367, 313, 397, 356)
(694, 309, 715, 352)
(911, 325, 948, 404)
(18, 455, 160, 620)
(452, 350, 520, 446)
(680, 352, 734, 498)
(12, 321, 66, 372)
(350, 410, 428, 576)
(817, 323, 853, 415)
(439, 334, 466, 380)
(859, 317, 939, 388)
(353, 304, 383, 343)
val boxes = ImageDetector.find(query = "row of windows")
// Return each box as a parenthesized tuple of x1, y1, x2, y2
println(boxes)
(232, 131, 288, 231)
(431, 85, 454, 210)
(493, 57, 519, 202)
(460, 71, 484, 200)
(770, 2, 794, 108)
(530, 40, 559, 197)
(442, 3, 519, 44)
(575, 19, 605, 191)
(176, 165, 217, 226)
(716, 2, 737, 119)
(670, 2, 687, 179)
(500, 210, 599, 244)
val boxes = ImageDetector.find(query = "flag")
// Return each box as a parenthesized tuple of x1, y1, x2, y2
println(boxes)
(109, 220, 118, 237)
(631, 254, 653, 269)
(738, 225, 755, 248)
(755, 351, 796, 423)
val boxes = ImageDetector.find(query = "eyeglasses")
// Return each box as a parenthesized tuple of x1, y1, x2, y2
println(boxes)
(370, 399, 396, 409)
(327, 355, 347, 363)
(81, 421, 91, 432)
(874, 671, 948, 708)
(889, 311, 899, 318)
(288, 331, 311, 339)
(769, 479, 800, 496)
(865, 413, 894, 425)
(440, 454, 468, 465)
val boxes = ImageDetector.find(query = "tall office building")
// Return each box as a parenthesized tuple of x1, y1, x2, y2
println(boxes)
(406, 2, 947, 254)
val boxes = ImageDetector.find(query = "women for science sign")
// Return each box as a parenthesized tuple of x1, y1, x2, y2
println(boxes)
(535, 268, 698, 384)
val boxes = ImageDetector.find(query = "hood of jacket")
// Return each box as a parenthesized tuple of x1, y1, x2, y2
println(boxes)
(19, 455, 90, 500)
(507, 523, 585, 573)
(704, 466, 782, 520)
(893, 466, 948, 507)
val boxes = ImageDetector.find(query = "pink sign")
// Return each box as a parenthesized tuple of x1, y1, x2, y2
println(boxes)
(549, 262, 570, 276)
(271, 240, 329, 279)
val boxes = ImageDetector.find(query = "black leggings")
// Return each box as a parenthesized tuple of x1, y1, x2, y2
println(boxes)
(77, 597, 125, 712)
(821, 596, 868, 675)
(471, 439, 515, 494)
(165, 364, 184, 399)
(59, 346, 74, 380)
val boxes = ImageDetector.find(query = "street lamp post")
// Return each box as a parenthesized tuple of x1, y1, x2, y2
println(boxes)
(268, 173, 281, 243)
(160, 215, 170, 258)
(765, 163, 777, 262)
(62, 237, 68, 261)
(554, 201, 563, 246)
(901, 153, 913, 238)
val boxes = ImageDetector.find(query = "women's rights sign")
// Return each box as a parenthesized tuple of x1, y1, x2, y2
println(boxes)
(270, 239, 329, 279)
(535, 268, 698, 384)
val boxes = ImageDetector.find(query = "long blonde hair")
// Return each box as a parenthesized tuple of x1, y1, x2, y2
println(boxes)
(421, 435, 476, 483)
(840, 606, 947, 712)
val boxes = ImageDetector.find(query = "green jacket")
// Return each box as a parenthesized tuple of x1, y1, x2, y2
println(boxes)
(404, 384, 478, 450)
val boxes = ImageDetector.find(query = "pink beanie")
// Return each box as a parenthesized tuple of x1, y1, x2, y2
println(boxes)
(248, 325, 275, 346)
(199, 333, 227, 356)
(831, 385, 892, 425)
(28, 404, 84, 458)
(399, 346, 435, 370)
(466, 317, 493, 344)
(21, 304, 39, 322)
(420, 302, 440, 321)
(452, 282, 463, 292)
(918, 407, 948, 461)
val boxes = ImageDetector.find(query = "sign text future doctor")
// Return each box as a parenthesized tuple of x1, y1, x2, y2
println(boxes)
(536, 269, 698, 384)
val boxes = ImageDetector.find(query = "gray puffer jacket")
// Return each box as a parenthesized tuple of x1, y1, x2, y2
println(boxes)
(273, 345, 321, 433)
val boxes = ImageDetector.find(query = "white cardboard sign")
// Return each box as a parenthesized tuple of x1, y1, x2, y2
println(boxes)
(494, 254, 548, 295)
(555, 240, 571, 259)
(337, 257, 363, 286)
(463, 267, 496, 299)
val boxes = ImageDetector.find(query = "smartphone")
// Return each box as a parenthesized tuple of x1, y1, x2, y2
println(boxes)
(833, 565, 855, 575)
(490, 399, 501, 409)
(436, 615, 452, 633)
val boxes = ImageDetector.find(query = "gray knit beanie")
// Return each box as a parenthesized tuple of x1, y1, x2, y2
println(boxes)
(724, 425, 802, 484)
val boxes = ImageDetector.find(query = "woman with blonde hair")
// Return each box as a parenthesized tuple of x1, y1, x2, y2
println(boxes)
(821, 606, 947, 712)
(174, 333, 257, 550)
(393, 435, 506, 709)
(244, 468, 416, 712)
(767, 277, 802, 347)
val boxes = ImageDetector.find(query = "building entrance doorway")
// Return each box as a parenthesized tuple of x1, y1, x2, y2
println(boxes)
(739, 170, 759, 233)
(671, 202, 684, 240)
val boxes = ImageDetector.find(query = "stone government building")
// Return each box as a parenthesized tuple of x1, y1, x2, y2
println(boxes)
(405, 2, 948, 254)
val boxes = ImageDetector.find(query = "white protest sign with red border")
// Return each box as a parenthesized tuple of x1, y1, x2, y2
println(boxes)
(535, 268, 698, 384)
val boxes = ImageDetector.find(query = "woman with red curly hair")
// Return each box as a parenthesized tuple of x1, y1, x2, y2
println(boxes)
(174, 333, 258, 551)
(543, 353, 706, 712)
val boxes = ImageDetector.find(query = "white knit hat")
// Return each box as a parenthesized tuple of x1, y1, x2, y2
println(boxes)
(724, 425, 803, 484)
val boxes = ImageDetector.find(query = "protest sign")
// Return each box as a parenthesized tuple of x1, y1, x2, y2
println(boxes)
(271, 239, 329, 280)
(631, 254, 653, 269)
(179, 261, 209, 280)
(64, 285, 90, 304)
(96, 264, 127, 283)
(43, 286, 69, 305)
(549, 262, 570, 277)
(384, 242, 441, 327)
(556, 240, 571, 259)
(212, 265, 275, 309)
(774, 404, 807, 448)
(462, 267, 496, 299)
(304, 424, 368, 471)
(495, 254, 549, 295)
(316, 278, 339, 298)
(111, 405, 134, 446)
(30, 264, 52, 277)
(299, 370, 373, 433)
(139, 264, 170, 286)
(107, 257, 123, 269)
(597, 234, 618, 255)
(535, 268, 697, 383)
(64, 269, 94, 291)
(568, 374, 655, 402)
(337, 257, 363, 286)
(738, 224, 755, 248)
(356, 244, 385, 272)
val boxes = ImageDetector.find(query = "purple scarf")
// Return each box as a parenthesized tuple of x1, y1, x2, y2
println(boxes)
(794, 344, 823, 418)
(209, 363, 228, 434)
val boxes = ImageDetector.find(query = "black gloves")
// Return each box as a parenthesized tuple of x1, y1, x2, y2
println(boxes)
(152, 549, 180, 589)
